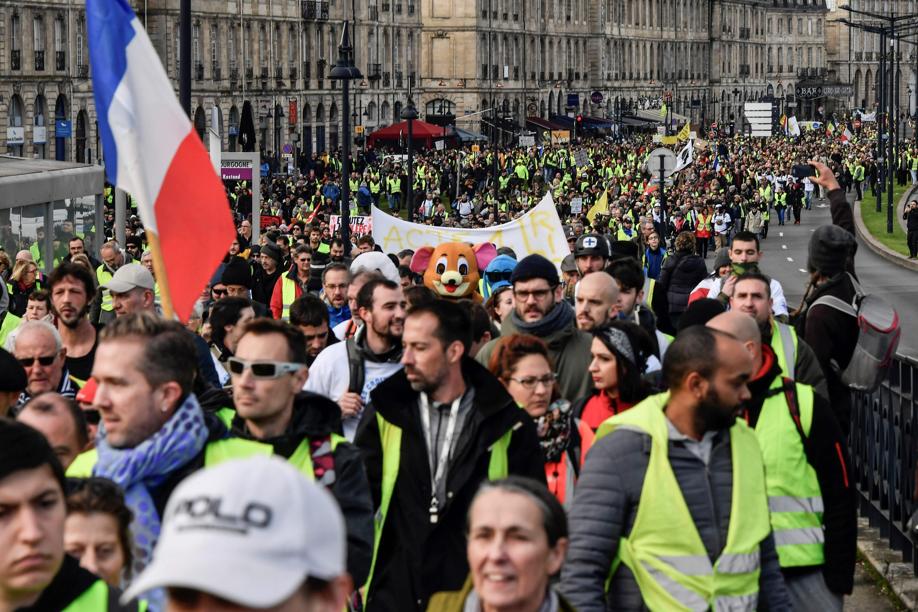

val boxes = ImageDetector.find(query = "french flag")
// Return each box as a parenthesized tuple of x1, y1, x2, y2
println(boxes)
(87, 0, 234, 321)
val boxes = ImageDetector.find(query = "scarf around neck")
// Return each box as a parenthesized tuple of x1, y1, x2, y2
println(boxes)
(511, 300, 575, 338)
(94, 394, 209, 579)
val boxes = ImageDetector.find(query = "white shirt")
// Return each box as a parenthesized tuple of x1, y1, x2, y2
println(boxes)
(304, 340, 404, 440)
(713, 212, 732, 234)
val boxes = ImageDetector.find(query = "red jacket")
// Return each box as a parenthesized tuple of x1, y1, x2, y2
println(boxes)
(270, 267, 306, 319)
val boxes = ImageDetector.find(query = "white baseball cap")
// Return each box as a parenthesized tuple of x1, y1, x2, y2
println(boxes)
(122, 455, 345, 608)
(102, 263, 155, 293)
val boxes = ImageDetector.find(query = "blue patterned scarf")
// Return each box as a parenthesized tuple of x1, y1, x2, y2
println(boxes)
(94, 394, 208, 577)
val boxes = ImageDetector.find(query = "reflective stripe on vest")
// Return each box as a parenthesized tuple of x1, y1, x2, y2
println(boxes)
(364, 414, 514, 596)
(281, 276, 297, 320)
(596, 393, 771, 611)
(770, 321, 798, 380)
(753, 380, 825, 568)
(96, 265, 114, 312)
(66, 438, 272, 478)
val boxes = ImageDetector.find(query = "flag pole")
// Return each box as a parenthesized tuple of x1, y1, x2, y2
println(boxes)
(146, 230, 176, 320)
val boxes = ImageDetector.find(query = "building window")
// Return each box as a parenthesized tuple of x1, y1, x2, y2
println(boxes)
(76, 17, 85, 69)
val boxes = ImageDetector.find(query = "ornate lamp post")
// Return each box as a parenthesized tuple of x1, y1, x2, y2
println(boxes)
(329, 23, 362, 255)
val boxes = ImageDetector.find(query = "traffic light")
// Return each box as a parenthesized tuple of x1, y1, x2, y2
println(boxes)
(576, 114, 583, 125)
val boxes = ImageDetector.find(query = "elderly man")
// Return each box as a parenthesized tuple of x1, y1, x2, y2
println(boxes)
(103, 263, 156, 317)
(575, 271, 620, 331)
(17, 392, 89, 470)
(12, 320, 79, 410)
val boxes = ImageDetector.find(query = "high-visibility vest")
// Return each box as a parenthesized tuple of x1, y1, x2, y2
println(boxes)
(596, 393, 771, 610)
(364, 412, 514, 596)
(96, 264, 115, 312)
(288, 433, 348, 480)
(0, 312, 21, 347)
(770, 321, 798, 380)
(281, 275, 299, 320)
(387, 177, 401, 194)
(751, 378, 824, 568)
(369, 180, 382, 195)
(774, 192, 787, 208)
(66, 437, 272, 478)
(641, 277, 656, 314)
(853, 164, 865, 181)
(63, 578, 147, 611)
(758, 185, 773, 203)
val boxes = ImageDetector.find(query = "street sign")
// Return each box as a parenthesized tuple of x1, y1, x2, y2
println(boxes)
(646, 147, 677, 178)
(590, 91, 603, 105)
(743, 102, 773, 138)
(55, 120, 72, 138)
(355, 125, 365, 135)
(567, 93, 580, 108)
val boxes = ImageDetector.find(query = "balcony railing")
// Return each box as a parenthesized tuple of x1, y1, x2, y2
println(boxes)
(395, 70, 403, 88)
(214, 65, 222, 81)
(34, 50, 45, 71)
(382, 71, 390, 87)
(230, 66, 239, 84)
(195, 62, 204, 80)
(77, 63, 88, 78)
(55, 50, 65, 71)
(367, 62, 381, 80)
(275, 66, 284, 79)
(855, 51, 863, 61)
(11, 49, 20, 71)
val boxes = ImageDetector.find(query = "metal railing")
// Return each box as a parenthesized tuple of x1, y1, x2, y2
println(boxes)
(849, 353, 918, 574)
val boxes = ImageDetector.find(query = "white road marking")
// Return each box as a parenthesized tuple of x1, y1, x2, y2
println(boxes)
(782, 245, 787, 250)
(787, 257, 794, 262)
(779, 232, 785, 237)
(798, 268, 807, 273)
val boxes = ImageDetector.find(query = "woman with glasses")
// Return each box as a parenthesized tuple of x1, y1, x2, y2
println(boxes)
(487, 334, 593, 507)
(65, 477, 134, 588)
(571, 322, 654, 432)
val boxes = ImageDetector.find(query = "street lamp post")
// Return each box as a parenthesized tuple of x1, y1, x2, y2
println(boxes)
(401, 99, 418, 222)
(329, 23, 362, 256)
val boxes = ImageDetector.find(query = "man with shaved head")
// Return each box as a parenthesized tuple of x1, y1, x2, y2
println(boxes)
(707, 311, 856, 611)
(575, 271, 620, 331)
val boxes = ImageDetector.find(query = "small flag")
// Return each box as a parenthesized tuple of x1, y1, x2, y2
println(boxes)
(840, 127, 854, 144)
(88, 0, 235, 321)
(825, 121, 836, 137)
(788, 116, 801, 137)
(676, 122, 691, 142)
(673, 141, 694, 173)
(586, 190, 609, 224)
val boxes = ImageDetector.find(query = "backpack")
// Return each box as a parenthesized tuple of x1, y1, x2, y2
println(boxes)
(809, 273, 900, 391)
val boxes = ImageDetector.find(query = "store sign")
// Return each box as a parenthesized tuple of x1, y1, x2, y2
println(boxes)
(795, 84, 854, 99)
(6, 127, 24, 145)
(33, 126, 47, 144)
(55, 120, 72, 138)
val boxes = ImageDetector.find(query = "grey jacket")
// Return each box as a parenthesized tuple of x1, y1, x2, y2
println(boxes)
(560, 424, 792, 611)
(475, 315, 592, 402)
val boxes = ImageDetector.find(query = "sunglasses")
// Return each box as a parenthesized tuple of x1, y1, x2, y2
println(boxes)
(83, 409, 101, 425)
(226, 357, 304, 379)
(17, 354, 57, 367)
(486, 270, 513, 283)
(212, 288, 228, 296)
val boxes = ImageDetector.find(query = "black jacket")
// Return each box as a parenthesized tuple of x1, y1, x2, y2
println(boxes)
(231, 391, 374, 586)
(743, 347, 857, 595)
(19, 554, 141, 611)
(796, 188, 859, 432)
(904, 206, 918, 232)
(356, 358, 546, 611)
(659, 250, 708, 315)
(251, 266, 282, 306)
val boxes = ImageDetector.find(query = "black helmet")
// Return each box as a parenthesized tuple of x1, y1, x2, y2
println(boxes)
(574, 233, 610, 259)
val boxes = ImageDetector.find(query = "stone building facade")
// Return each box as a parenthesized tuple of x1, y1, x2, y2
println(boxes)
(1, 0, 848, 163)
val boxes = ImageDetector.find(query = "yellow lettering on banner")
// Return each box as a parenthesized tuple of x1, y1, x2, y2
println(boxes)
(531, 210, 559, 257)
(406, 228, 425, 248)
(485, 229, 506, 247)
(382, 226, 405, 252)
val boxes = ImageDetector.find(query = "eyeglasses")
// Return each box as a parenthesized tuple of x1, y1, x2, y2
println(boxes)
(83, 409, 101, 425)
(509, 373, 557, 390)
(513, 288, 554, 301)
(212, 288, 228, 297)
(17, 354, 57, 367)
(226, 357, 305, 379)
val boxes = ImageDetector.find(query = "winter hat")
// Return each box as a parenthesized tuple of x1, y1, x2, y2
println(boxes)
(807, 225, 857, 277)
(221, 257, 253, 289)
(609, 240, 640, 263)
(510, 254, 559, 287)
(260, 242, 283, 264)
(712, 247, 732, 272)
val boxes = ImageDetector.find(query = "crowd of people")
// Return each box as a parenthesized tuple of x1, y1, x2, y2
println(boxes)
(0, 122, 891, 611)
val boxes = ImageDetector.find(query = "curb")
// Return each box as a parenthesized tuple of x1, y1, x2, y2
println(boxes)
(857, 517, 916, 610)
(853, 200, 918, 272)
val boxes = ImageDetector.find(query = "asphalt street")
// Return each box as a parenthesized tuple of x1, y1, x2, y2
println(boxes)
(756, 192, 918, 357)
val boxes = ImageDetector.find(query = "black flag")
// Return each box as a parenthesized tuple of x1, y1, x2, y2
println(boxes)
(239, 101, 257, 152)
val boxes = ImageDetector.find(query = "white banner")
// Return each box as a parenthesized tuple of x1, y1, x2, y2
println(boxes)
(372, 193, 570, 269)
(330, 214, 373, 237)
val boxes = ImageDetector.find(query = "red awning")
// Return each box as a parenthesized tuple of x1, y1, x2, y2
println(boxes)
(525, 116, 565, 131)
(367, 120, 451, 148)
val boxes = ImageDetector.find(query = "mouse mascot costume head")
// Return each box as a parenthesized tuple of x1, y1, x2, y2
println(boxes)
(410, 242, 497, 303)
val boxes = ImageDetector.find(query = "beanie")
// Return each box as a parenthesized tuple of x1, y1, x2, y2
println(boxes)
(220, 257, 253, 289)
(609, 240, 640, 262)
(511, 254, 559, 287)
(260, 242, 283, 264)
(808, 225, 857, 277)
(712, 247, 731, 271)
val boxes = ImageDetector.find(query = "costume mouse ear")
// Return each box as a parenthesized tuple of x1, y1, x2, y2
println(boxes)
(473, 243, 498, 272)
(410, 246, 435, 274)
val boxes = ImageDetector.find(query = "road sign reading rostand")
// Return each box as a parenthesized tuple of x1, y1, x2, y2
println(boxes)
(743, 102, 773, 138)
(646, 147, 677, 178)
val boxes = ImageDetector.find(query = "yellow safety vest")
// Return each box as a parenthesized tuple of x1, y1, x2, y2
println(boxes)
(66, 438, 272, 478)
(364, 413, 513, 597)
(64, 578, 147, 611)
(752, 379, 824, 568)
(96, 265, 114, 312)
(770, 321, 798, 380)
(281, 275, 298, 320)
(596, 393, 771, 611)
(0, 312, 22, 348)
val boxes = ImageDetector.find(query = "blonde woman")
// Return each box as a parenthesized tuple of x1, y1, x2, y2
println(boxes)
(7, 259, 41, 317)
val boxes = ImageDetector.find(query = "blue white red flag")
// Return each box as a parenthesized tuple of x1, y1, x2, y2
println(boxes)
(87, 0, 234, 321)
